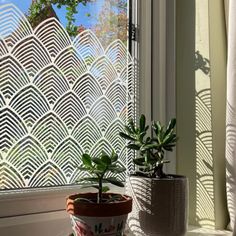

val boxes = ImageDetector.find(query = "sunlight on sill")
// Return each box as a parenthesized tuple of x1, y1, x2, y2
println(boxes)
(125, 226, 232, 236)
(186, 226, 232, 236)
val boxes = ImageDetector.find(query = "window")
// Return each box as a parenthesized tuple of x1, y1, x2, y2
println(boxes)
(0, 0, 136, 190)
(0, 1, 170, 235)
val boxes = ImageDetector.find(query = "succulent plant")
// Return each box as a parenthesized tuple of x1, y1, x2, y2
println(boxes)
(120, 114, 177, 178)
(77, 151, 125, 203)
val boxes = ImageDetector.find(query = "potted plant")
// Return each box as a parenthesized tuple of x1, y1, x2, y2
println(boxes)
(66, 151, 132, 236)
(120, 115, 188, 236)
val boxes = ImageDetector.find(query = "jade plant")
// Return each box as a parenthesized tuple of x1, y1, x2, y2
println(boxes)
(119, 114, 177, 178)
(77, 151, 126, 204)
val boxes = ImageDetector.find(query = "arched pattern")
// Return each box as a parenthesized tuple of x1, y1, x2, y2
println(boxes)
(0, 4, 135, 189)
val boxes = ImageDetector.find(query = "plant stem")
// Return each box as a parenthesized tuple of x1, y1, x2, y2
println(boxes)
(98, 177, 102, 204)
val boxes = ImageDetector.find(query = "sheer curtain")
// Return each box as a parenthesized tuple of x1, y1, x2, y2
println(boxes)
(225, 0, 236, 233)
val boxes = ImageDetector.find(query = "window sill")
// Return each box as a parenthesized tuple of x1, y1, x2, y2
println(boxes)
(125, 226, 232, 236)
(186, 226, 232, 236)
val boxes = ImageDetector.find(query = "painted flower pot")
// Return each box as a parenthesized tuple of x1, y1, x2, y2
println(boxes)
(126, 175, 188, 236)
(66, 192, 132, 236)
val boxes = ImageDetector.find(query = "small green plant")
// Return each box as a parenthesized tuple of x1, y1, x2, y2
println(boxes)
(77, 151, 125, 204)
(119, 114, 177, 178)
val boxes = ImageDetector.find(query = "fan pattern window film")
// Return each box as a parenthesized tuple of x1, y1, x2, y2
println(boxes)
(0, 3, 136, 189)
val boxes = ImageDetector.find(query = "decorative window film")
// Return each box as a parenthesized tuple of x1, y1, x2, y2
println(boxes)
(0, 2, 136, 189)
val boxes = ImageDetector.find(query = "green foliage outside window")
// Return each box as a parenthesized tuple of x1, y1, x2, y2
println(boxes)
(28, 0, 94, 37)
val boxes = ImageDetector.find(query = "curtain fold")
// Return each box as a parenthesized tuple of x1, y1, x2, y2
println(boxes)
(225, 0, 236, 233)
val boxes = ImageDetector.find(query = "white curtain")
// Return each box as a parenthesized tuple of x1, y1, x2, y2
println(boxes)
(226, 0, 236, 233)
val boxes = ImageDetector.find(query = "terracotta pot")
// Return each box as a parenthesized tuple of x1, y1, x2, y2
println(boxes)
(66, 192, 132, 236)
(126, 175, 188, 236)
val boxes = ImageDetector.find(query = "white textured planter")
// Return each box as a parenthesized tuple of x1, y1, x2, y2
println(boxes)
(126, 175, 188, 236)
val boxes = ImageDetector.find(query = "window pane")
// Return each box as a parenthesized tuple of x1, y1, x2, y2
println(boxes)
(0, 0, 136, 189)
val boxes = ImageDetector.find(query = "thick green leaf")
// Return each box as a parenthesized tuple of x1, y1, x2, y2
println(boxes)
(124, 125, 133, 135)
(133, 158, 145, 166)
(127, 144, 140, 150)
(139, 114, 146, 132)
(77, 166, 90, 171)
(163, 133, 177, 144)
(163, 146, 173, 151)
(82, 154, 92, 168)
(139, 132, 146, 142)
(101, 154, 111, 165)
(141, 143, 158, 151)
(111, 151, 118, 162)
(74, 198, 94, 203)
(92, 157, 104, 165)
(93, 186, 110, 192)
(128, 119, 136, 133)
(119, 132, 136, 141)
(165, 118, 176, 135)
(153, 121, 161, 134)
(108, 166, 126, 173)
(105, 194, 123, 203)
(96, 164, 106, 172)
(104, 177, 124, 187)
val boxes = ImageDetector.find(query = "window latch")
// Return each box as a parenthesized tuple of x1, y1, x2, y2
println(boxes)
(130, 23, 138, 42)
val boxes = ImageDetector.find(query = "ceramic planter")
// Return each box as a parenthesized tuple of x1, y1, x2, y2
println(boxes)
(126, 175, 188, 236)
(66, 192, 132, 236)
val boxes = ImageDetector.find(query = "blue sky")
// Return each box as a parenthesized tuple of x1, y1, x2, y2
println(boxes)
(0, 0, 104, 28)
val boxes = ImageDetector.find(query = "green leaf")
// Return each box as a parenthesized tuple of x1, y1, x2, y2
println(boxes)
(93, 186, 110, 192)
(92, 157, 104, 165)
(108, 166, 126, 173)
(82, 154, 92, 168)
(153, 121, 162, 134)
(139, 114, 146, 132)
(124, 125, 133, 134)
(74, 197, 93, 203)
(163, 134, 177, 145)
(119, 132, 136, 141)
(141, 143, 158, 151)
(104, 177, 124, 187)
(111, 151, 118, 162)
(76, 166, 89, 171)
(139, 132, 146, 142)
(165, 118, 176, 135)
(96, 164, 106, 172)
(127, 144, 140, 150)
(101, 154, 111, 165)
(163, 146, 173, 151)
(128, 119, 136, 133)
(133, 158, 145, 166)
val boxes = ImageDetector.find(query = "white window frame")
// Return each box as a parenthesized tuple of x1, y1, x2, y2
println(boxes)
(0, 1, 176, 235)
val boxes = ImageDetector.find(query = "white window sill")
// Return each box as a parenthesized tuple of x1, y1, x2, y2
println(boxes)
(125, 226, 232, 236)
(186, 226, 232, 236)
